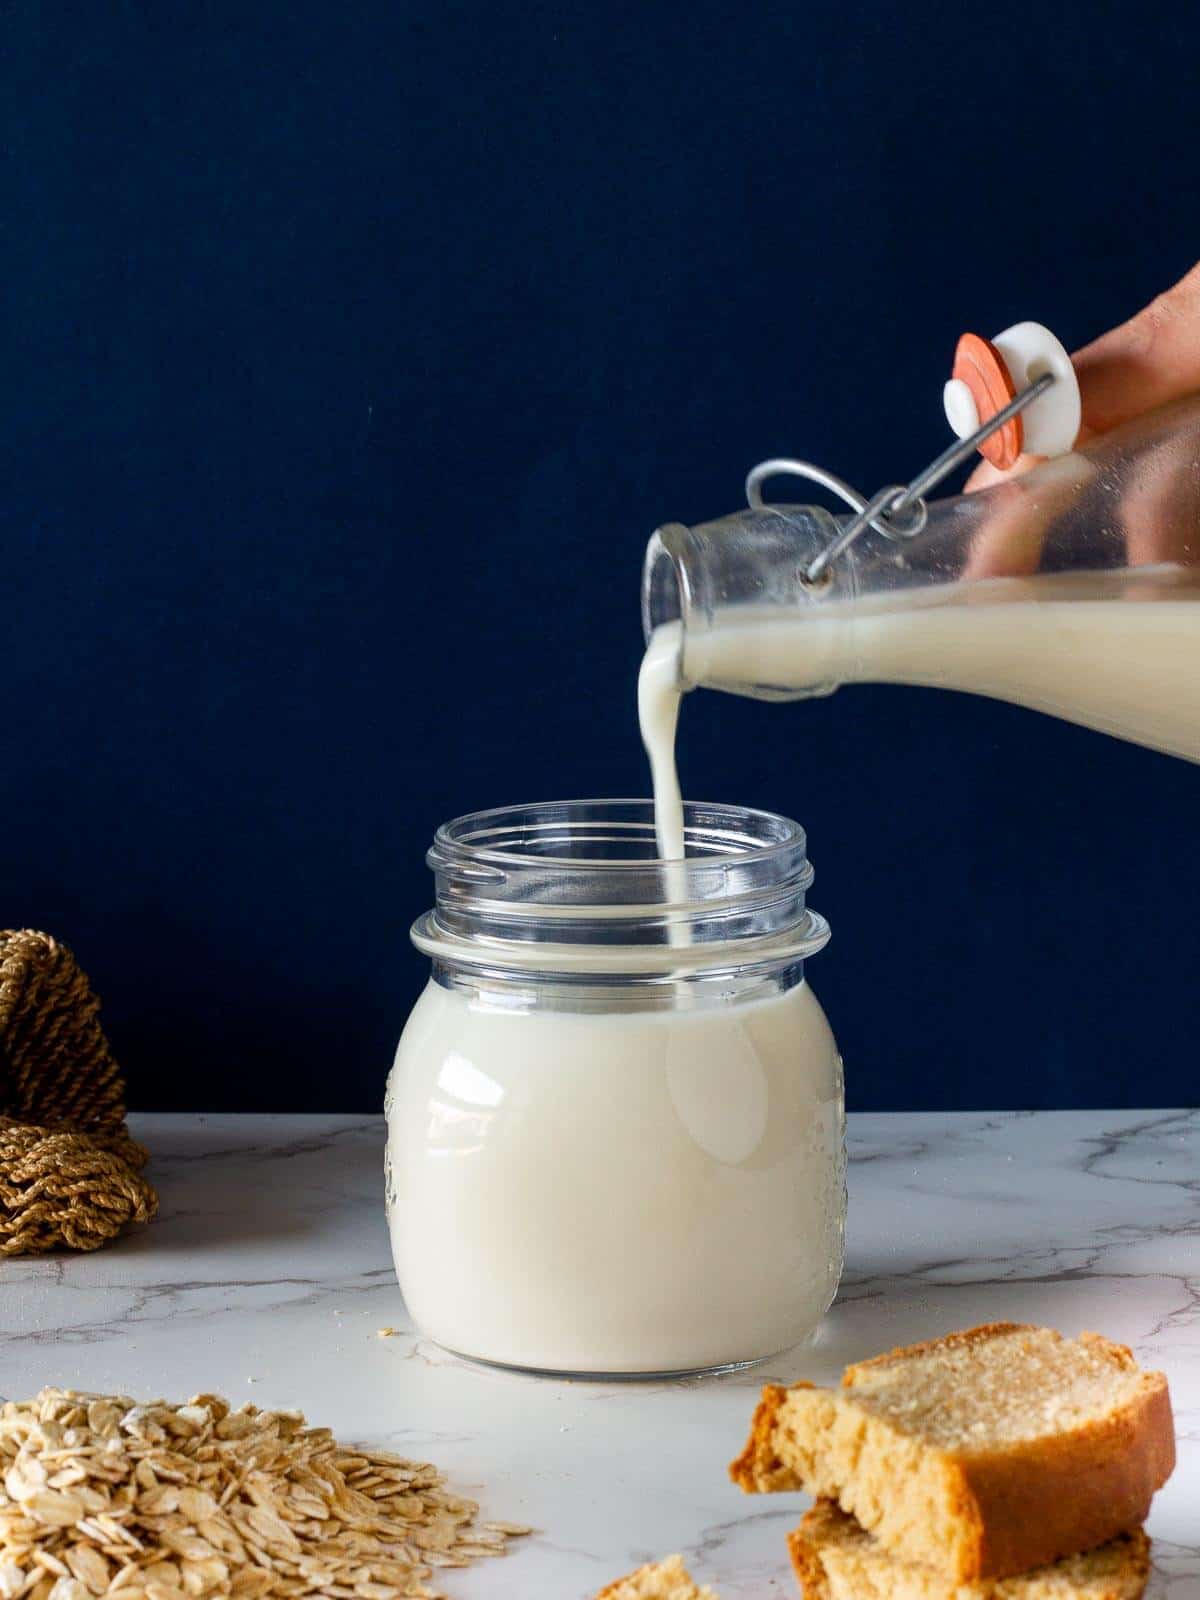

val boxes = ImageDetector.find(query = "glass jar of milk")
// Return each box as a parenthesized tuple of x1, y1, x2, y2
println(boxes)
(385, 799, 844, 1377)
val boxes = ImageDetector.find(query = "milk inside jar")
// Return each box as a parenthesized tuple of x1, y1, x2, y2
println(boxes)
(386, 800, 844, 1376)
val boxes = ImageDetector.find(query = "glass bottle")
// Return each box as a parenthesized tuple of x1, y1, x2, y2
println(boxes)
(643, 394, 1200, 761)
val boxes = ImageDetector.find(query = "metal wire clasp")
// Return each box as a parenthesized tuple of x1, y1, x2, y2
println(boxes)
(746, 372, 1055, 584)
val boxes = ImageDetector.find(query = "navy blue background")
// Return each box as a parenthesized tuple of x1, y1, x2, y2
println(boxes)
(5, 4, 1197, 1111)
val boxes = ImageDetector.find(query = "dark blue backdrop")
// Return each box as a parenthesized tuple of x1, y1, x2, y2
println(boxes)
(5, 4, 1196, 1111)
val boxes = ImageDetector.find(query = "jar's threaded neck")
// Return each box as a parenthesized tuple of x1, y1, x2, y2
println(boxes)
(414, 799, 829, 978)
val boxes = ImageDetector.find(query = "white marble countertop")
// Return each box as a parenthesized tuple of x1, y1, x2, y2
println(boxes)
(3, 1111, 1197, 1597)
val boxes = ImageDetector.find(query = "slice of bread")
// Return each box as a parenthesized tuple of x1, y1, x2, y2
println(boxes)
(789, 1501, 1151, 1600)
(596, 1554, 719, 1598)
(731, 1323, 1173, 1581)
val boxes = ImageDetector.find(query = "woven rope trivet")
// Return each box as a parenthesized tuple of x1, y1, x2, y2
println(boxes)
(0, 930, 156, 1254)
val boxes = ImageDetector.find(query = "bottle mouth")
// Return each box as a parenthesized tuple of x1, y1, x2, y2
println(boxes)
(414, 798, 830, 976)
(640, 505, 852, 676)
(641, 523, 690, 644)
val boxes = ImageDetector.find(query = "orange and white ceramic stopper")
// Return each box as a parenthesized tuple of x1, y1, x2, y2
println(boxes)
(943, 321, 1081, 470)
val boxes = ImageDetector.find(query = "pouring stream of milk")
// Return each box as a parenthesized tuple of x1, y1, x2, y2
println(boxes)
(637, 622, 688, 862)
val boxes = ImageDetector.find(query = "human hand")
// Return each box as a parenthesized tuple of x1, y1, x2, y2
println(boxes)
(962, 263, 1200, 577)
(966, 262, 1200, 492)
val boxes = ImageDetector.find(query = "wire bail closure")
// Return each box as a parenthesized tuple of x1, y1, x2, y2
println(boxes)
(746, 372, 1056, 585)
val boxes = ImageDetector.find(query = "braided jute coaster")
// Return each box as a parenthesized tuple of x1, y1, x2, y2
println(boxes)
(0, 930, 156, 1254)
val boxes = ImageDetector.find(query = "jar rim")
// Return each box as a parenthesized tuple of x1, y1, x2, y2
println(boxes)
(430, 797, 807, 872)
(416, 799, 829, 979)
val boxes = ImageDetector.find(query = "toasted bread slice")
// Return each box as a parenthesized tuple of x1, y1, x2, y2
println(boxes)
(597, 1554, 719, 1598)
(731, 1323, 1173, 1580)
(789, 1502, 1151, 1600)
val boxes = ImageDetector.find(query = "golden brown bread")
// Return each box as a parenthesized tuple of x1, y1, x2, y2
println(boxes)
(731, 1323, 1174, 1581)
(788, 1501, 1152, 1600)
(596, 1554, 719, 1598)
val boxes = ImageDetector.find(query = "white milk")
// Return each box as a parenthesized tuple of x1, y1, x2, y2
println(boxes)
(640, 573, 1200, 847)
(638, 625, 688, 861)
(639, 622, 690, 862)
(386, 976, 844, 1374)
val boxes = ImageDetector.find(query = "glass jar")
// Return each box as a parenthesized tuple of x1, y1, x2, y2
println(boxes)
(385, 799, 844, 1378)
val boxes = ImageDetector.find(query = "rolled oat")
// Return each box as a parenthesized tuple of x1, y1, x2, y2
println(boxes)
(0, 1390, 531, 1599)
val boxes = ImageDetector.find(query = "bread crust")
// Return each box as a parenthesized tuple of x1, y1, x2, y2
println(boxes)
(787, 1522, 830, 1600)
(842, 1322, 1040, 1385)
(729, 1382, 807, 1492)
(730, 1327, 1175, 1581)
(595, 1556, 711, 1598)
(956, 1373, 1174, 1578)
(789, 1504, 1153, 1600)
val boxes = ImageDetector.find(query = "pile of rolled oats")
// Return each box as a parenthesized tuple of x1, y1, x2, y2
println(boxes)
(0, 1389, 530, 1599)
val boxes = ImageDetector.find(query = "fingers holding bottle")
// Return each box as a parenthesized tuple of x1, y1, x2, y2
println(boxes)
(962, 268, 1200, 575)
(964, 262, 1200, 494)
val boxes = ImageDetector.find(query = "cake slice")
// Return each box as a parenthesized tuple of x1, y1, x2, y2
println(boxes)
(597, 1555, 719, 1598)
(731, 1323, 1173, 1581)
(789, 1502, 1151, 1600)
